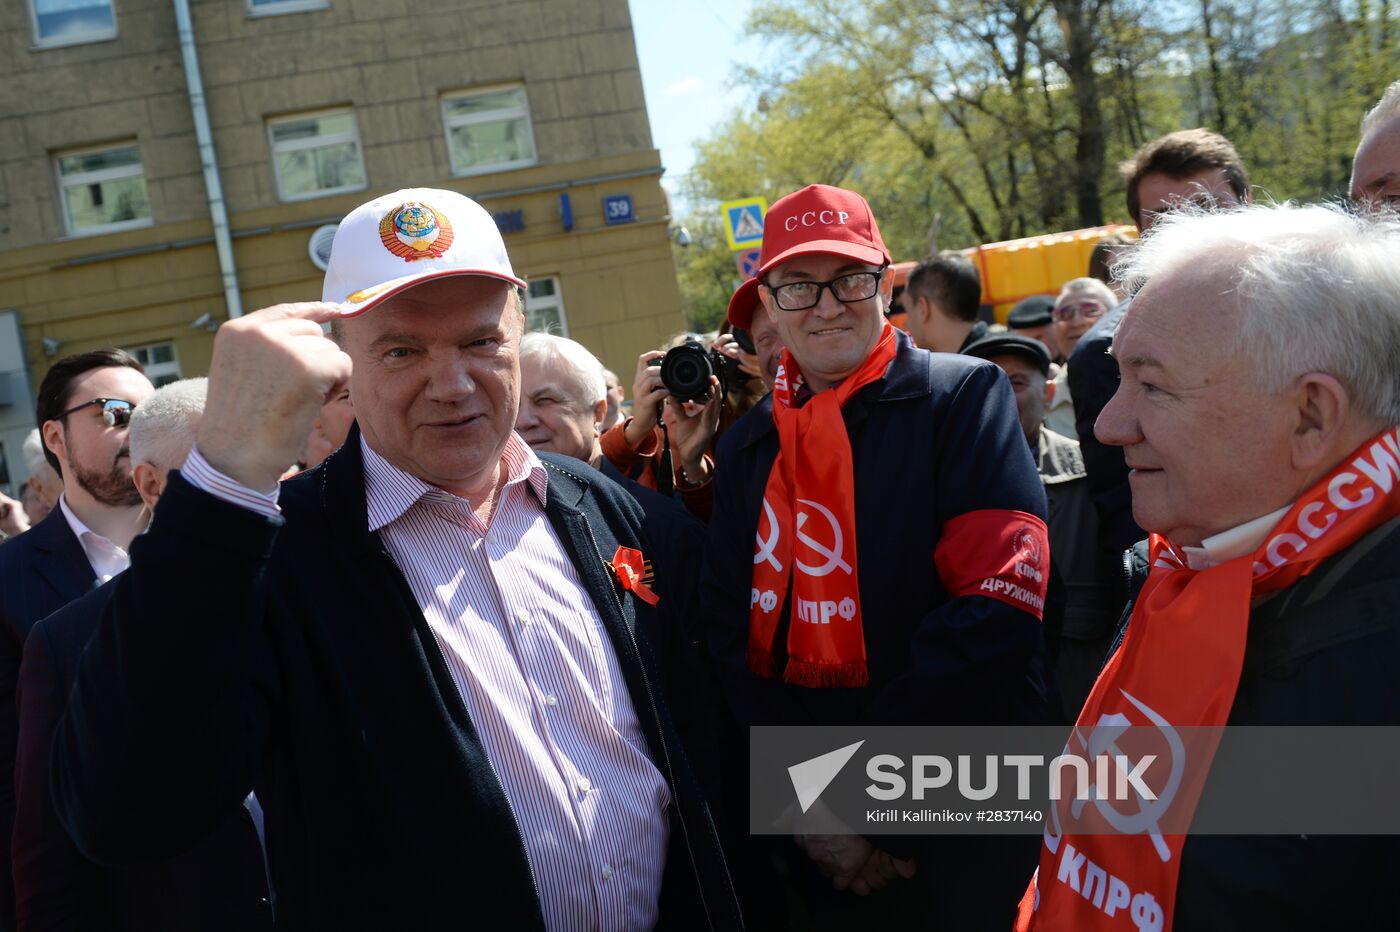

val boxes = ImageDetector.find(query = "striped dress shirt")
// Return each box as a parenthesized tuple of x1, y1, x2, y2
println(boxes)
(181, 437, 671, 931)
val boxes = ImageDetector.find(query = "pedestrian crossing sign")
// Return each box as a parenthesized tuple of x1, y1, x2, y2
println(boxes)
(721, 197, 768, 251)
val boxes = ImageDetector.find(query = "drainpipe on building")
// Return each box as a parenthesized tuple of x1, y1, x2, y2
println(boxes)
(173, 0, 243, 319)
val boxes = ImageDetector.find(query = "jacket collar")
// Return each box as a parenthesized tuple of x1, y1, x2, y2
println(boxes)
(734, 327, 931, 451)
(25, 505, 98, 599)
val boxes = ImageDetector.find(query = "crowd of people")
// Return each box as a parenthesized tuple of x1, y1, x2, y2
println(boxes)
(0, 78, 1394, 931)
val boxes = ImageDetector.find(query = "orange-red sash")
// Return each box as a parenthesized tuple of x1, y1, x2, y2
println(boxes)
(746, 325, 898, 687)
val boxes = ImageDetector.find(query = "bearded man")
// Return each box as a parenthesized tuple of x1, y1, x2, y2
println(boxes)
(0, 348, 154, 926)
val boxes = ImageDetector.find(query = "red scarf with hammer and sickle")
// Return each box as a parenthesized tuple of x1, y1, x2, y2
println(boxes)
(1016, 425, 1400, 932)
(747, 324, 898, 688)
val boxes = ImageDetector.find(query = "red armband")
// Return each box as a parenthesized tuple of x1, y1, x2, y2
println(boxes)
(933, 509, 1048, 620)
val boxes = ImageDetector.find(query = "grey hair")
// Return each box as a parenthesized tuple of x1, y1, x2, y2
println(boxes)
(128, 377, 208, 470)
(1055, 276, 1118, 311)
(1360, 78, 1400, 139)
(1115, 202, 1400, 423)
(21, 428, 47, 479)
(518, 332, 607, 406)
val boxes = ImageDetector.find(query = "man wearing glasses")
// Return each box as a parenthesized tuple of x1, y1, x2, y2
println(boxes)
(1044, 277, 1118, 441)
(0, 348, 153, 925)
(701, 184, 1055, 927)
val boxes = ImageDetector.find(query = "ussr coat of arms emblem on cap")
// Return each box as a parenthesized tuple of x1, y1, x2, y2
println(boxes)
(379, 201, 455, 261)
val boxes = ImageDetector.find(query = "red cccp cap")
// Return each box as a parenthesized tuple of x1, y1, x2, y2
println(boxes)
(756, 184, 891, 278)
(728, 184, 892, 330)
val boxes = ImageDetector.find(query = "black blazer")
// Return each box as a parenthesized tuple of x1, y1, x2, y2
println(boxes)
(16, 582, 273, 931)
(50, 433, 742, 931)
(0, 507, 98, 930)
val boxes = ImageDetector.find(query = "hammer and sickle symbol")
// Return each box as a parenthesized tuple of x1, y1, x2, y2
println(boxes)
(753, 498, 783, 572)
(794, 499, 852, 577)
(1071, 688, 1186, 865)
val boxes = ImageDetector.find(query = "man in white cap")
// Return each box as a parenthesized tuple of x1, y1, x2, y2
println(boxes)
(51, 189, 741, 931)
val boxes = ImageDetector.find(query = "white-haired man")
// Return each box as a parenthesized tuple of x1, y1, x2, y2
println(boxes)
(514, 334, 708, 619)
(1352, 78, 1400, 209)
(22, 428, 63, 525)
(15, 378, 273, 930)
(1018, 203, 1400, 931)
(1045, 277, 1118, 441)
(51, 189, 740, 931)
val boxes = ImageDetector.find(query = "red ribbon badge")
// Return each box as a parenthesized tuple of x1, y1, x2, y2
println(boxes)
(610, 546, 659, 606)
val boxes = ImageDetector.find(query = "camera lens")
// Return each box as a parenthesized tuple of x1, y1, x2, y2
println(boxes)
(659, 342, 714, 402)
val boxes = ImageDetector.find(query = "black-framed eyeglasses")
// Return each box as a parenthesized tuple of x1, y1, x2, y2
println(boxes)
(765, 267, 886, 311)
(56, 398, 136, 428)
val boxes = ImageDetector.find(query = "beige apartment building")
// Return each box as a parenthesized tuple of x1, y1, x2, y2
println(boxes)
(0, 0, 685, 491)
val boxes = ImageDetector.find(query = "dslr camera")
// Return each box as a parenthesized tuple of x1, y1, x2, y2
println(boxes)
(649, 338, 745, 403)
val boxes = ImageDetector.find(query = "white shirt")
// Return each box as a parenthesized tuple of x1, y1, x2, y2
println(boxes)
(1180, 504, 1292, 570)
(58, 494, 131, 584)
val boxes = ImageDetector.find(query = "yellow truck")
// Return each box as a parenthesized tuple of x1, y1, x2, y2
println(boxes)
(888, 224, 1136, 330)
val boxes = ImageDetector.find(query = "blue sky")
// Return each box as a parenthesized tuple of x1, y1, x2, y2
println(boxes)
(629, 0, 766, 215)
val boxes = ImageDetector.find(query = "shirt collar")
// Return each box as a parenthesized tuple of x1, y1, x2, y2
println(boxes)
(1179, 503, 1292, 570)
(58, 493, 116, 550)
(361, 432, 548, 533)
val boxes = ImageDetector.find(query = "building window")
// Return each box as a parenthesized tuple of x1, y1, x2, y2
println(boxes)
(247, 0, 328, 16)
(526, 278, 567, 336)
(55, 143, 152, 237)
(441, 86, 537, 177)
(29, 0, 116, 48)
(125, 342, 181, 387)
(267, 109, 367, 202)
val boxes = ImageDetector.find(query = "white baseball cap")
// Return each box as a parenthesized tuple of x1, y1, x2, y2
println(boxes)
(322, 187, 527, 317)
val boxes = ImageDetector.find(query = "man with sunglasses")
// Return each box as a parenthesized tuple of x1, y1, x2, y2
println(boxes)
(0, 348, 153, 925)
(701, 185, 1055, 928)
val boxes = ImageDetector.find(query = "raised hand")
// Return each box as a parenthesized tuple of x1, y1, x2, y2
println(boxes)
(197, 303, 353, 492)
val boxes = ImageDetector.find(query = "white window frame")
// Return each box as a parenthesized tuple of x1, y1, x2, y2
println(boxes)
(28, 0, 118, 50)
(441, 84, 538, 178)
(525, 277, 568, 337)
(266, 108, 367, 203)
(124, 341, 182, 386)
(54, 141, 153, 238)
(246, 0, 328, 17)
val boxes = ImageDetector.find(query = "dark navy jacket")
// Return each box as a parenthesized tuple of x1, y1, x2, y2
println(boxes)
(0, 506, 99, 930)
(50, 433, 742, 931)
(701, 331, 1056, 729)
(1110, 516, 1400, 930)
(1068, 299, 1145, 562)
(16, 582, 272, 931)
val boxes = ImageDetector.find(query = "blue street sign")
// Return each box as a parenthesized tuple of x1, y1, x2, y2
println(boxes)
(721, 197, 767, 250)
(734, 248, 763, 278)
(604, 194, 635, 225)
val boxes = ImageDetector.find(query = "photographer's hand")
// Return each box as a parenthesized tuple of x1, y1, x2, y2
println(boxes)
(662, 375, 721, 486)
(624, 350, 667, 449)
(714, 332, 762, 380)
